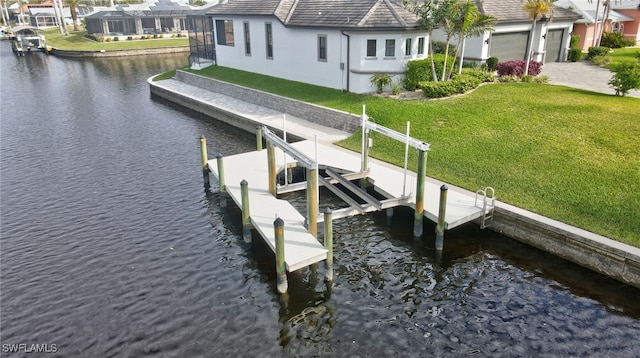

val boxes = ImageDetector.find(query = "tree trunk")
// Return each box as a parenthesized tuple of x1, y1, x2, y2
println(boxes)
(525, 18, 537, 76)
(428, 34, 438, 82)
(457, 38, 466, 75)
(592, 0, 602, 47)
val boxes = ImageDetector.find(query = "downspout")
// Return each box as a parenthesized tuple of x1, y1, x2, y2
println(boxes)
(341, 31, 350, 92)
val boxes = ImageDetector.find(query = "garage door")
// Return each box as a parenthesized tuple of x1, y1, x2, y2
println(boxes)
(490, 32, 529, 62)
(545, 29, 564, 63)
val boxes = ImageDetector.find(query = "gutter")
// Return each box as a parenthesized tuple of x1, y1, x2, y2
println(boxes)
(341, 30, 350, 92)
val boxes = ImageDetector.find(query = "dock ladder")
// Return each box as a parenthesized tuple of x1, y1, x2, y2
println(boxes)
(475, 187, 496, 229)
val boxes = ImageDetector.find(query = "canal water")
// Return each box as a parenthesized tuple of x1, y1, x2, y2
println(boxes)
(1, 44, 639, 357)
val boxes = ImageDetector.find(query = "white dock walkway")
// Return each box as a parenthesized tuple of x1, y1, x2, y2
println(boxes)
(208, 140, 489, 272)
(208, 148, 328, 273)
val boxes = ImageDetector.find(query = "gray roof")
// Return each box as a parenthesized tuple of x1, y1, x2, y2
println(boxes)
(208, 0, 421, 29)
(478, 0, 581, 24)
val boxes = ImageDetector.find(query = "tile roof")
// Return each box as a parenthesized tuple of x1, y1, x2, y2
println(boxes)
(478, 0, 581, 24)
(208, 0, 421, 29)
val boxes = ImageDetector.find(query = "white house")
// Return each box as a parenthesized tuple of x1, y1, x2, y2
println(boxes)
(433, 0, 581, 64)
(199, 0, 430, 94)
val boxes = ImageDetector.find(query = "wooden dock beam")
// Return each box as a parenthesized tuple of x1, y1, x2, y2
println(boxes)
(267, 142, 276, 195)
(199, 136, 210, 190)
(324, 209, 334, 282)
(413, 150, 427, 238)
(436, 185, 448, 250)
(216, 154, 225, 194)
(241, 180, 251, 243)
(306, 168, 318, 237)
(256, 127, 263, 151)
(274, 217, 288, 294)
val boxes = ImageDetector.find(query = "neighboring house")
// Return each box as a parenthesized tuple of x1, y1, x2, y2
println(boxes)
(610, 1, 640, 46)
(84, 0, 202, 37)
(437, 0, 581, 64)
(554, 0, 638, 50)
(199, 0, 430, 94)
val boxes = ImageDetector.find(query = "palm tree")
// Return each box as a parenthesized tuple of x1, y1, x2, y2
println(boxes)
(436, 0, 461, 81)
(67, 0, 79, 31)
(522, 0, 554, 75)
(451, 0, 497, 77)
(404, 0, 441, 82)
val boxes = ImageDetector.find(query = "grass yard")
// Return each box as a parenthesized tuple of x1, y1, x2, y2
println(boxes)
(184, 66, 640, 246)
(42, 27, 188, 51)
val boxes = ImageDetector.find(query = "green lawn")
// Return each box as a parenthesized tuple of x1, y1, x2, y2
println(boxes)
(183, 66, 640, 247)
(42, 27, 188, 51)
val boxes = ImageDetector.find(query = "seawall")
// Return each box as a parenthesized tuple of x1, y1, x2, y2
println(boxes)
(51, 46, 189, 58)
(149, 72, 640, 289)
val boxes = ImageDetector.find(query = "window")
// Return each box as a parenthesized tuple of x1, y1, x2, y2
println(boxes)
(385, 39, 395, 57)
(265, 22, 273, 59)
(318, 35, 327, 61)
(405, 38, 412, 56)
(366, 39, 376, 57)
(243, 21, 251, 55)
(417, 37, 425, 55)
(215, 19, 234, 46)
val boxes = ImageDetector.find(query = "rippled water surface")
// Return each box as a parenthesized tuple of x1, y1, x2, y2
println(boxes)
(1, 44, 639, 357)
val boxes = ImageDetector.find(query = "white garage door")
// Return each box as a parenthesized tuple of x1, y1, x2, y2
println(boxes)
(490, 32, 529, 62)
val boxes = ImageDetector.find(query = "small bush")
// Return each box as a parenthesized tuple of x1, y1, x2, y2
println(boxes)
(608, 63, 640, 96)
(570, 34, 580, 49)
(127, 36, 133, 40)
(600, 32, 635, 49)
(497, 75, 519, 83)
(568, 48, 582, 62)
(591, 55, 611, 66)
(533, 75, 549, 83)
(391, 81, 401, 95)
(419, 81, 457, 98)
(451, 74, 481, 93)
(431, 41, 456, 55)
(458, 68, 495, 83)
(495, 59, 542, 77)
(370, 72, 392, 93)
(587, 46, 610, 59)
(486, 57, 499, 72)
(105, 37, 112, 42)
(159, 34, 164, 38)
(113, 36, 119, 41)
(140, 36, 145, 40)
(521, 75, 534, 83)
(146, 35, 152, 39)
(404, 58, 431, 90)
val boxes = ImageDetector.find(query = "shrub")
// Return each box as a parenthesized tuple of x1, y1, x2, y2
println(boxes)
(600, 32, 635, 49)
(486, 56, 499, 72)
(497, 75, 519, 82)
(113, 36, 119, 41)
(521, 75, 534, 83)
(419, 81, 457, 98)
(370, 72, 392, 93)
(431, 41, 456, 55)
(533, 75, 549, 83)
(159, 34, 164, 38)
(591, 55, 611, 66)
(587, 46, 609, 59)
(495, 59, 542, 77)
(404, 54, 456, 89)
(570, 34, 580, 49)
(451, 74, 481, 93)
(567, 48, 582, 62)
(391, 81, 401, 95)
(608, 63, 640, 96)
(127, 36, 133, 40)
(140, 36, 145, 40)
(105, 37, 112, 42)
(457, 68, 495, 83)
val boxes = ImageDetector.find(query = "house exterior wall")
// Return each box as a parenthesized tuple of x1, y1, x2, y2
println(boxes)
(210, 15, 429, 93)
(617, 9, 640, 44)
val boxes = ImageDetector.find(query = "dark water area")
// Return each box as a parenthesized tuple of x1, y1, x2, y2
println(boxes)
(1, 43, 639, 357)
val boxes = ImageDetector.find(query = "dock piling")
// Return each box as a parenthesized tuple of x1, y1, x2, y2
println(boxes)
(274, 217, 288, 294)
(199, 136, 210, 189)
(267, 142, 276, 195)
(256, 127, 263, 151)
(306, 168, 318, 237)
(241, 180, 251, 243)
(324, 208, 333, 282)
(413, 150, 427, 238)
(435, 185, 448, 250)
(216, 154, 225, 193)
